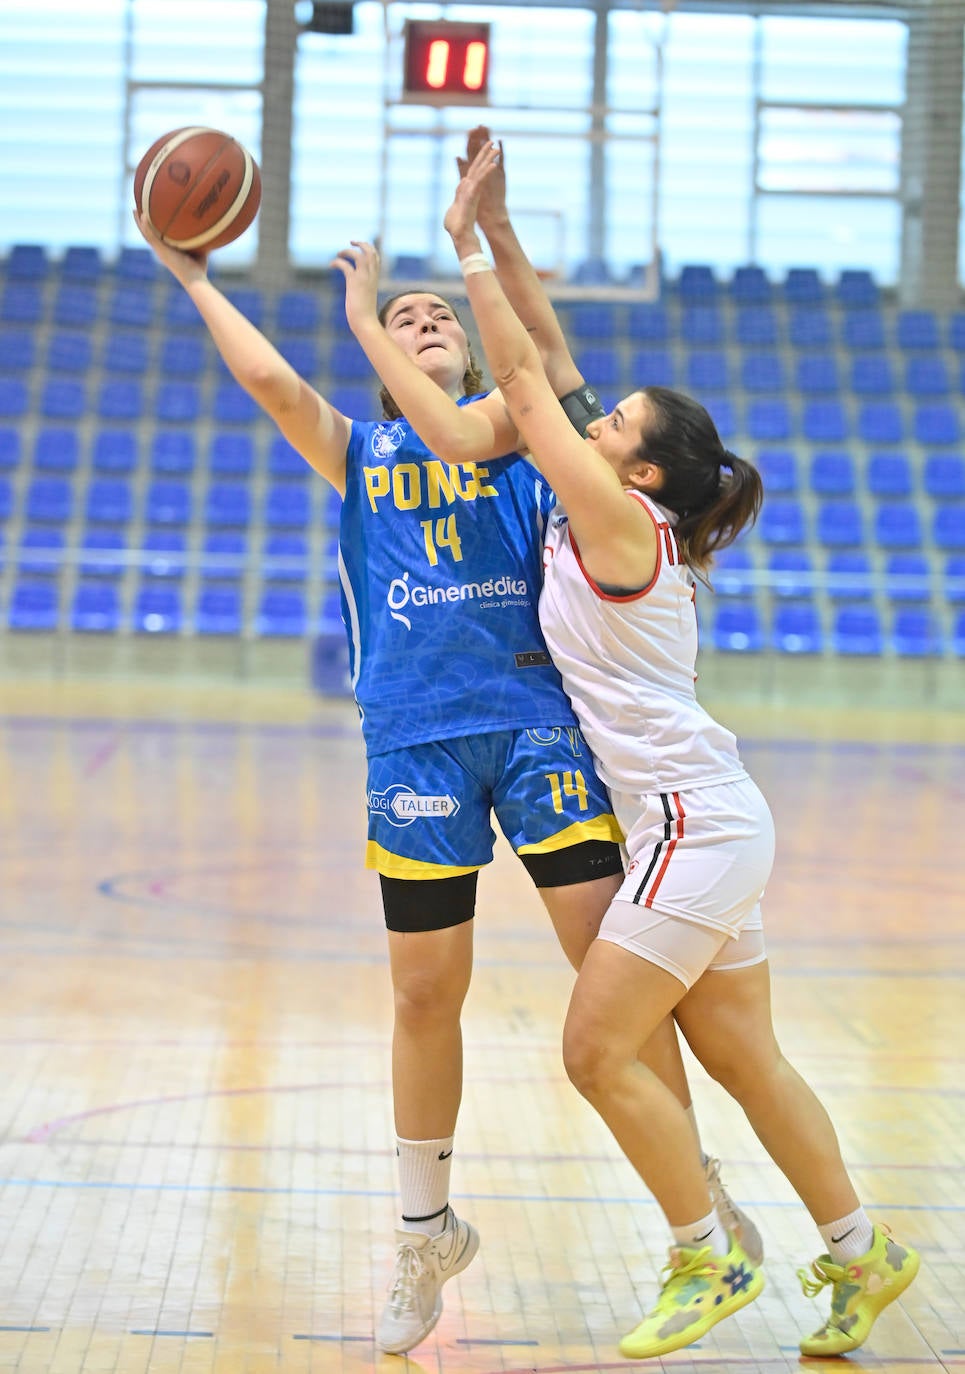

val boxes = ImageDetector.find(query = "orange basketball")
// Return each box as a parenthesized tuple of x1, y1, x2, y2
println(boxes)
(134, 127, 262, 252)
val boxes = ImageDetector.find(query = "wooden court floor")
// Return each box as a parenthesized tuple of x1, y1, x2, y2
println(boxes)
(0, 677, 962, 1374)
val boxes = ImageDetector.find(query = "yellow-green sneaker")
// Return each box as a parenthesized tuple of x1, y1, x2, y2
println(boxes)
(798, 1225, 920, 1357)
(619, 1235, 763, 1360)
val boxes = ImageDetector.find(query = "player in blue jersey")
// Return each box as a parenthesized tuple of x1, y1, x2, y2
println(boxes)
(134, 126, 757, 1356)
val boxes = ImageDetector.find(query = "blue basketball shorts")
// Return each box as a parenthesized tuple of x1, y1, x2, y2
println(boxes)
(365, 726, 624, 881)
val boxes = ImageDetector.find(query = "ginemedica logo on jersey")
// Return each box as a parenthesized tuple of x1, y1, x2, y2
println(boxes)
(386, 569, 530, 630)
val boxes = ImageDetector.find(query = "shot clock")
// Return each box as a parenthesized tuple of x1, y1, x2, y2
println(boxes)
(402, 19, 491, 105)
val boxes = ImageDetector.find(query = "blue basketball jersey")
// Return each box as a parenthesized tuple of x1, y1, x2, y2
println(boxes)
(339, 398, 578, 756)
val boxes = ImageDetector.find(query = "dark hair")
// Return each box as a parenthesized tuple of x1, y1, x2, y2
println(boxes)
(376, 291, 486, 421)
(634, 386, 762, 571)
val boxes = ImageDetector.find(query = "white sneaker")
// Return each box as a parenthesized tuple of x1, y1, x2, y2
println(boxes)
(705, 1157, 763, 1266)
(376, 1207, 480, 1354)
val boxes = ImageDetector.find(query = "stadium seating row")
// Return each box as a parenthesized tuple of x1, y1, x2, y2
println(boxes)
(708, 599, 965, 658)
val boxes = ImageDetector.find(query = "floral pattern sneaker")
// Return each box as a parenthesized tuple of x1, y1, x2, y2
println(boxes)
(798, 1225, 920, 1356)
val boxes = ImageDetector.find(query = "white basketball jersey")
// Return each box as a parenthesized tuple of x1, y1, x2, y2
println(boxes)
(539, 491, 747, 821)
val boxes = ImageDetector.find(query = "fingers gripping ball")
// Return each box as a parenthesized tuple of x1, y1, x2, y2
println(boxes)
(134, 127, 262, 251)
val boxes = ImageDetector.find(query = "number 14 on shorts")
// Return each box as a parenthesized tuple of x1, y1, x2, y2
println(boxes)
(545, 770, 589, 813)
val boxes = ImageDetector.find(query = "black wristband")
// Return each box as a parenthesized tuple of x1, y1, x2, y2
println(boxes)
(559, 382, 606, 437)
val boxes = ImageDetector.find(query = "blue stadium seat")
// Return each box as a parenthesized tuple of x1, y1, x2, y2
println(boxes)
(841, 310, 885, 351)
(71, 581, 121, 633)
(795, 355, 839, 394)
(109, 288, 153, 329)
(201, 532, 247, 581)
(85, 478, 133, 526)
(896, 310, 940, 351)
(329, 338, 371, 383)
(103, 331, 149, 375)
(836, 269, 878, 307)
(740, 353, 785, 392)
(923, 453, 965, 499)
(702, 395, 737, 441)
(731, 266, 771, 302)
(810, 449, 855, 497)
(26, 476, 72, 524)
(767, 548, 814, 598)
(858, 401, 904, 444)
(34, 428, 80, 473)
(905, 356, 949, 396)
(0, 428, 21, 471)
(390, 253, 432, 279)
(759, 497, 806, 545)
(144, 480, 191, 527)
(711, 545, 755, 596)
(156, 382, 201, 424)
(209, 432, 255, 477)
(756, 448, 799, 494)
(267, 436, 308, 480)
(631, 348, 674, 388)
(277, 336, 320, 379)
(47, 330, 92, 373)
(711, 600, 763, 652)
(6, 243, 49, 280)
(933, 507, 965, 550)
(680, 306, 723, 346)
(746, 398, 792, 441)
(568, 302, 621, 341)
(0, 328, 36, 371)
(946, 555, 965, 603)
(850, 354, 894, 396)
(163, 287, 205, 329)
(205, 482, 251, 529)
(224, 288, 264, 326)
(784, 268, 825, 303)
(891, 608, 942, 656)
(151, 431, 197, 476)
(883, 553, 931, 603)
(678, 265, 718, 301)
(141, 530, 187, 579)
(772, 602, 823, 654)
(0, 283, 44, 324)
(116, 246, 157, 281)
(735, 307, 778, 347)
(276, 290, 321, 333)
(61, 246, 104, 282)
(265, 484, 311, 530)
(329, 384, 376, 417)
(833, 606, 884, 654)
(92, 430, 138, 475)
(952, 610, 965, 656)
(195, 585, 243, 635)
(324, 487, 343, 526)
(263, 534, 309, 583)
(788, 307, 832, 349)
(627, 303, 669, 344)
(0, 476, 14, 521)
(213, 382, 259, 424)
(686, 351, 729, 392)
(52, 285, 97, 327)
(802, 400, 849, 443)
(98, 380, 144, 421)
(866, 452, 913, 499)
(0, 378, 29, 418)
(255, 588, 308, 637)
(575, 347, 622, 389)
(42, 379, 86, 420)
(18, 528, 65, 576)
(9, 580, 59, 631)
(949, 314, 965, 351)
(159, 334, 207, 377)
(874, 502, 923, 550)
(914, 403, 959, 446)
(826, 552, 873, 600)
(133, 584, 183, 635)
(79, 528, 127, 579)
(816, 501, 864, 548)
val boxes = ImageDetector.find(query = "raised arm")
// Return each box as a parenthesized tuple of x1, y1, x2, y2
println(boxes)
(135, 214, 349, 492)
(443, 146, 657, 586)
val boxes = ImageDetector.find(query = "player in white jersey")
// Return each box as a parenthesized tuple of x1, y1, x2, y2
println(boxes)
(436, 140, 920, 1362)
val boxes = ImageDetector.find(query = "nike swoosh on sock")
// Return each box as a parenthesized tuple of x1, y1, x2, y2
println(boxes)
(831, 1225, 857, 1243)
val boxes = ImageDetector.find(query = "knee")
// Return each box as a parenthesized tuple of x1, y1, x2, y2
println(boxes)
(699, 1037, 781, 1098)
(393, 966, 467, 1027)
(562, 1022, 622, 1102)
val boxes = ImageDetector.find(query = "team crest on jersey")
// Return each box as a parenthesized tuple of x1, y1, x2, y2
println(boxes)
(367, 782, 461, 827)
(372, 422, 406, 458)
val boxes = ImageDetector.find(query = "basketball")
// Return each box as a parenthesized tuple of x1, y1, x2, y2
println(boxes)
(133, 127, 262, 252)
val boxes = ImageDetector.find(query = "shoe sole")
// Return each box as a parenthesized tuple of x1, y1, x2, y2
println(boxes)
(799, 1248, 921, 1357)
(619, 1267, 765, 1360)
(376, 1226, 480, 1355)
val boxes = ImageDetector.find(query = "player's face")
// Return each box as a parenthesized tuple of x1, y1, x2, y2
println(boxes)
(383, 294, 469, 391)
(584, 391, 654, 484)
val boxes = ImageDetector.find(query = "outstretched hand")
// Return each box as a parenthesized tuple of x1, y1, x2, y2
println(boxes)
(133, 210, 209, 287)
(444, 141, 502, 255)
(331, 239, 381, 335)
(457, 125, 506, 227)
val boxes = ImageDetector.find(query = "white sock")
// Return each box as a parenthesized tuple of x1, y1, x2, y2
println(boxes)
(396, 1135, 453, 1236)
(672, 1207, 730, 1257)
(685, 1105, 708, 1166)
(819, 1207, 874, 1264)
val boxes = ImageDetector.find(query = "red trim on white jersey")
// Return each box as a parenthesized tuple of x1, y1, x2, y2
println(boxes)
(567, 490, 674, 602)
